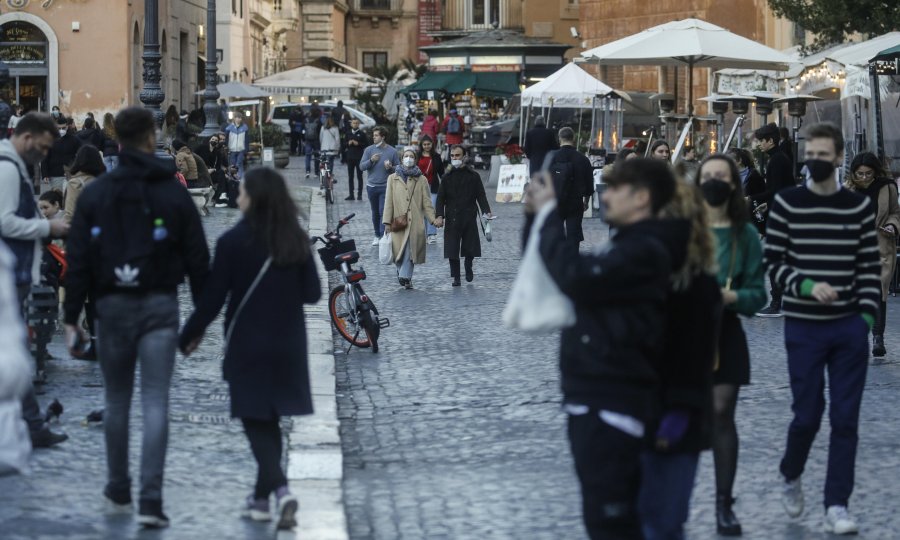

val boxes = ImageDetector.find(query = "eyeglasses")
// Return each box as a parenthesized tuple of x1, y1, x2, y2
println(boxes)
(854, 170, 875, 179)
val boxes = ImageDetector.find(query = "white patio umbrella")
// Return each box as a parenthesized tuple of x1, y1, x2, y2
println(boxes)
(581, 18, 794, 115)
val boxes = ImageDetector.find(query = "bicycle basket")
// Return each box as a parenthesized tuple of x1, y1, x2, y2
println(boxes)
(318, 239, 356, 271)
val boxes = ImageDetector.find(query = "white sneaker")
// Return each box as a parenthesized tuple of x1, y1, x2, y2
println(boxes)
(426, 235, 436, 245)
(824, 506, 858, 534)
(782, 477, 804, 518)
(371, 236, 380, 246)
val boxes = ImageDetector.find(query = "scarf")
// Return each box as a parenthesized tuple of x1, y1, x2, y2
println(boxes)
(848, 176, 892, 205)
(394, 164, 422, 181)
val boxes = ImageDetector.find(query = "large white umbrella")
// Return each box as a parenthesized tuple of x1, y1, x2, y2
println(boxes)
(521, 63, 615, 108)
(581, 18, 795, 115)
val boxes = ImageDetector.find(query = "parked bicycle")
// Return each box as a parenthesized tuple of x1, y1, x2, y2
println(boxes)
(312, 213, 389, 353)
(315, 150, 338, 205)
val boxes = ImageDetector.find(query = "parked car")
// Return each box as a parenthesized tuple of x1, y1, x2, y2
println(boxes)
(268, 102, 377, 134)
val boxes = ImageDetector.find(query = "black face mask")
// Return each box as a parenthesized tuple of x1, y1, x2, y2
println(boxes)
(700, 179, 732, 207)
(804, 159, 835, 183)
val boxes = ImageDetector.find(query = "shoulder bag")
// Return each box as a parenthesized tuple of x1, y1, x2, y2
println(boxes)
(223, 256, 272, 351)
(390, 177, 415, 232)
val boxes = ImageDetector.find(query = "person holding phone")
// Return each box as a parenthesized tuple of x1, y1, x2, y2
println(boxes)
(360, 126, 399, 245)
(843, 151, 900, 358)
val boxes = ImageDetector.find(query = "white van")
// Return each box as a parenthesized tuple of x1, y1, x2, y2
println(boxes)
(269, 102, 377, 134)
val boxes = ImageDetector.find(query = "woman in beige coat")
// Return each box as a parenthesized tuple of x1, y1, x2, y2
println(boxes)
(844, 152, 900, 358)
(64, 145, 106, 223)
(383, 147, 439, 289)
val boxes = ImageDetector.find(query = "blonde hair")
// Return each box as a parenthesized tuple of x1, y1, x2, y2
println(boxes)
(660, 179, 718, 290)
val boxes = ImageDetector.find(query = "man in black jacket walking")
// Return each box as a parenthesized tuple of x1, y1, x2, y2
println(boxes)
(523, 115, 558, 177)
(63, 107, 210, 529)
(546, 127, 594, 243)
(528, 158, 678, 539)
(753, 123, 796, 317)
(41, 116, 81, 192)
(345, 117, 368, 200)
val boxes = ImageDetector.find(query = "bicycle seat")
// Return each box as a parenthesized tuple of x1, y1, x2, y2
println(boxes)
(334, 251, 360, 265)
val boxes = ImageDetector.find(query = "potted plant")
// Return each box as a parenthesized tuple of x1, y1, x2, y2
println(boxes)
(247, 123, 290, 168)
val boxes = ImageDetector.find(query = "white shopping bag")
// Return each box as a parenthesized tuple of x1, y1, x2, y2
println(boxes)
(0, 400, 31, 476)
(378, 232, 393, 265)
(502, 201, 576, 333)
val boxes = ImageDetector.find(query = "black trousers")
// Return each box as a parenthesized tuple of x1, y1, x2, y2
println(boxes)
(564, 213, 585, 243)
(242, 417, 288, 500)
(16, 284, 44, 434)
(290, 132, 303, 155)
(568, 411, 644, 540)
(875, 299, 888, 336)
(346, 158, 363, 196)
(449, 257, 473, 278)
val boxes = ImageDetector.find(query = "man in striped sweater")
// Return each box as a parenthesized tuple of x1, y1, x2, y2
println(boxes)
(763, 123, 880, 535)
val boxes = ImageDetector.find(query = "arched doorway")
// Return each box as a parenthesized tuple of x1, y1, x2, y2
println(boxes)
(0, 19, 53, 112)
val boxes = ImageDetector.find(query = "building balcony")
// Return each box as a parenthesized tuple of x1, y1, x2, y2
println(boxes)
(272, 6, 300, 34)
(249, 0, 272, 29)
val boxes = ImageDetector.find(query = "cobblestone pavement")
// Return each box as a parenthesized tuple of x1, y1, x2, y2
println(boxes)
(0, 164, 315, 540)
(315, 162, 900, 540)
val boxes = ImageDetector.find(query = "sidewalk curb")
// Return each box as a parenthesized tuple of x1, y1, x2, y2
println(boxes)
(288, 186, 348, 539)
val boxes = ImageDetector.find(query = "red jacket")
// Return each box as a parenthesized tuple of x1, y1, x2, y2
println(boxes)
(421, 115, 440, 142)
(441, 114, 465, 145)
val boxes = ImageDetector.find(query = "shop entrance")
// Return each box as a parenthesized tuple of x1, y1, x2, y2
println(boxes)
(0, 20, 49, 112)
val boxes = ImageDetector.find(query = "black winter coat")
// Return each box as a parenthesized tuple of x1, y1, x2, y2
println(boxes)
(759, 147, 795, 206)
(63, 148, 210, 325)
(76, 127, 104, 148)
(180, 220, 321, 420)
(548, 145, 594, 218)
(523, 126, 558, 175)
(538, 214, 686, 416)
(436, 166, 491, 259)
(650, 273, 722, 453)
(345, 129, 369, 162)
(41, 132, 82, 177)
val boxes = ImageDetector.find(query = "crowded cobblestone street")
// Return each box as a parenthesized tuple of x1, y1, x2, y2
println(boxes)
(2, 158, 900, 539)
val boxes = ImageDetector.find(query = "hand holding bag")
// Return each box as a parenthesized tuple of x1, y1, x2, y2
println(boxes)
(502, 201, 576, 333)
(389, 177, 415, 232)
(379, 232, 394, 265)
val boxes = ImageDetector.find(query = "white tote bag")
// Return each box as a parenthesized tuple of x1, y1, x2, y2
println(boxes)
(378, 232, 393, 265)
(502, 201, 576, 333)
(0, 400, 31, 476)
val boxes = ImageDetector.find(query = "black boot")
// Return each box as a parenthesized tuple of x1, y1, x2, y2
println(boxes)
(756, 288, 782, 318)
(450, 259, 461, 287)
(873, 335, 886, 357)
(464, 258, 474, 282)
(716, 494, 742, 536)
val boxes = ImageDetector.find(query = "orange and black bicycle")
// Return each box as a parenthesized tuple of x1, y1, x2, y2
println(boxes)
(312, 213, 389, 353)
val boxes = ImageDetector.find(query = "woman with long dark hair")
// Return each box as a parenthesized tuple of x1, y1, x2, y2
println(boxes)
(649, 139, 671, 161)
(695, 154, 766, 535)
(101, 112, 119, 171)
(844, 151, 900, 358)
(64, 145, 106, 223)
(179, 168, 320, 529)
(418, 135, 444, 244)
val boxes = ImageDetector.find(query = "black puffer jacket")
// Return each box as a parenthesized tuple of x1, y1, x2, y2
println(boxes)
(538, 212, 688, 416)
(63, 148, 210, 325)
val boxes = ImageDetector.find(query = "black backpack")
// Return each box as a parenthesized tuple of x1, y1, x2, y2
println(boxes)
(305, 120, 319, 142)
(547, 152, 575, 216)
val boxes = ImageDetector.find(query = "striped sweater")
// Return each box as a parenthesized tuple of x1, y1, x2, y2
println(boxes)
(763, 186, 880, 322)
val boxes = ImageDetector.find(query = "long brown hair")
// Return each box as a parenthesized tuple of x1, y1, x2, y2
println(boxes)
(243, 168, 310, 266)
(660, 180, 718, 291)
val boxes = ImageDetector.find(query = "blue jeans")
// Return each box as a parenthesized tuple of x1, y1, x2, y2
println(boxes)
(425, 193, 438, 235)
(229, 150, 245, 179)
(367, 184, 387, 237)
(96, 292, 179, 502)
(780, 315, 868, 508)
(638, 452, 700, 540)
(396, 239, 415, 280)
(304, 141, 320, 173)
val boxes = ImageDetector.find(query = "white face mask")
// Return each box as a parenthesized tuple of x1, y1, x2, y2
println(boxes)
(59, 129, 67, 137)
(451, 159, 463, 168)
(402, 157, 415, 168)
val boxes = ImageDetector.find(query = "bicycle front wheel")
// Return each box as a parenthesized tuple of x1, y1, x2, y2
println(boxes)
(329, 286, 371, 348)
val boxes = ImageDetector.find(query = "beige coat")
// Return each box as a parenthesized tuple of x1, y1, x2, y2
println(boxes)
(847, 180, 900, 299)
(383, 173, 436, 264)
(64, 172, 96, 223)
(175, 147, 198, 180)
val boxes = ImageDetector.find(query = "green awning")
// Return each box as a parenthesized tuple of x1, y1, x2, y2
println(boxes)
(401, 71, 476, 95)
(473, 72, 520, 97)
(871, 43, 900, 63)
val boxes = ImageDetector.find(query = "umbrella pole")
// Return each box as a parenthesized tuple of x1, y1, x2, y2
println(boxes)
(576, 106, 584, 150)
(589, 97, 597, 149)
(870, 64, 885, 162)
